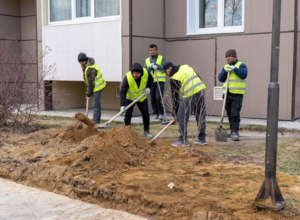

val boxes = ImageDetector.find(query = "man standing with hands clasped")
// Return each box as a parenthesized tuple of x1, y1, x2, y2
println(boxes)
(120, 62, 154, 138)
(218, 49, 248, 141)
(78, 52, 106, 125)
(144, 44, 166, 120)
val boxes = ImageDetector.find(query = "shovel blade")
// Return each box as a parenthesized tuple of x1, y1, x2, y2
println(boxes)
(96, 124, 108, 129)
(215, 128, 227, 142)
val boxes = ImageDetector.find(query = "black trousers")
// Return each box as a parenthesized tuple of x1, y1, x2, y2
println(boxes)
(225, 93, 243, 133)
(150, 82, 164, 115)
(124, 98, 150, 131)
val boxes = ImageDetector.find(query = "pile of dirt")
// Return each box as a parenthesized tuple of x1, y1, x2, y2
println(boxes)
(50, 126, 158, 172)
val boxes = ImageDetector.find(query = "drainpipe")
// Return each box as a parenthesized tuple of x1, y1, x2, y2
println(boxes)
(291, 0, 298, 121)
(35, 0, 39, 109)
(129, 0, 133, 67)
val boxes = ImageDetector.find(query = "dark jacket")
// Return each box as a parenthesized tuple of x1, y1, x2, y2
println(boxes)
(120, 63, 154, 106)
(169, 65, 203, 116)
(82, 57, 97, 97)
(218, 59, 248, 82)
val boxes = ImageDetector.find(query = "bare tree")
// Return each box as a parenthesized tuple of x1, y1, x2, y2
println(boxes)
(0, 35, 58, 128)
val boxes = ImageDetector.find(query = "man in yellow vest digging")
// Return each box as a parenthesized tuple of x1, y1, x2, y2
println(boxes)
(144, 44, 166, 120)
(218, 49, 248, 141)
(78, 52, 106, 125)
(162, 62, 207, 147)
(120, 63, 154, 138)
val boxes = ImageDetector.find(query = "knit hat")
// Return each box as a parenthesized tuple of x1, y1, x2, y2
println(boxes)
(225, 49, 237, 58)
(162, 62, 174, 73)
(78, 52, 88, 62)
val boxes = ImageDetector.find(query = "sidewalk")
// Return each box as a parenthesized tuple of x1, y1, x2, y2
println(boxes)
(39, 108, 300, 130)
(0, 178, 147, 220)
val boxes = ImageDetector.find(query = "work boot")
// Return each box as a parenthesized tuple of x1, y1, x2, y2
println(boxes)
(231, 132, 239, 141)
(144, 130, 153, 138)
(158, 114, 163, 120)
(171, 140, 190, 147)
(193, 139, 207, 145)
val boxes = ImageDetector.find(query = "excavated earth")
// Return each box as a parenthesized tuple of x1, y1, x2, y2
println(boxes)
(0, 117, 300, 220)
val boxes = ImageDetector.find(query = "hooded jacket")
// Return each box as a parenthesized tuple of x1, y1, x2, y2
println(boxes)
(120, 63, 154, 106)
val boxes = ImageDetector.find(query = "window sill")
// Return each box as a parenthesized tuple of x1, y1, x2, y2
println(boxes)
(187, 28, 244, 36)
(47, 16, 120, 26)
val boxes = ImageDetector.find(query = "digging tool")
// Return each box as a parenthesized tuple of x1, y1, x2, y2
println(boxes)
(97, 93, 146, 128)
(150, 119, 174, 146)
(215, 70, 230, 142)
(85, 97, 89, 117)
(152, 69, 170, 124)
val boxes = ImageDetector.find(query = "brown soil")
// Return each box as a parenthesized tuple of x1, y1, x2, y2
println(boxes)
(0, 120, 299, 220)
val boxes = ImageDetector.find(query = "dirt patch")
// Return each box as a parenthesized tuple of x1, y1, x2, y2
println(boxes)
(0, 122, 300, 220)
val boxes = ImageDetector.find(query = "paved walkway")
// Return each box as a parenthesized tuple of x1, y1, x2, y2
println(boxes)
(39, 108, 300, 130)
(0, 178, 147, 220)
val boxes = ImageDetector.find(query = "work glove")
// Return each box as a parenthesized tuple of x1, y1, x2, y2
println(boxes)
(120, 106, 127, 114)
(145, 88, 151, 95)
(86, 96, 90, 100)
(226, 65, 235, 72)
(152, 64, 158, 70)
(148, 63, 154, 70)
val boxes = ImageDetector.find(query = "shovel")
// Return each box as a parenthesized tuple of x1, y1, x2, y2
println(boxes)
(85, 97, 89, 117)
(215, 70, 230, 142)
(97, 93, 146, 128)
(150, 119, 174, 145)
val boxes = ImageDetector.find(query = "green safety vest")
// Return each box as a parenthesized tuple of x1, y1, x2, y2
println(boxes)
(145, 55, 166, 83)
(170, 65, 206, 98)
(84, 64, 106, 92)
(125, 68, 148, 102)
(223, 61, 245, 94)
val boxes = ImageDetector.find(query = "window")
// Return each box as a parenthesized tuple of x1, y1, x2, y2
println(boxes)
(48, 0, 120, 23)
(187, 0, 244, 35)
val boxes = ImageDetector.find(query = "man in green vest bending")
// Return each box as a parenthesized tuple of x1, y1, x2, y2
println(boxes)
(78, 52, 106, 125)
(144, 44, 166, 120)
(218, 49, 248, 141)
(120, 63, 154, 138)
(163, 62, 207, 147)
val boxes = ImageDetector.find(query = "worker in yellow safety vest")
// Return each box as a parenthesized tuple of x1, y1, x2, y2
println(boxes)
(218, 49, 248, 141)
(78, 52, 106, 125)
(144, 44, 166, 120)
(120, 63, 154, 138)
(163, 62, 207, 147)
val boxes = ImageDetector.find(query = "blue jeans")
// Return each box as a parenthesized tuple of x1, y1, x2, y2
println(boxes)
(93, 90, 102, 124)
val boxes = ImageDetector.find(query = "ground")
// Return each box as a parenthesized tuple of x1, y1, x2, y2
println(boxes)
(0, 115, 300, 220)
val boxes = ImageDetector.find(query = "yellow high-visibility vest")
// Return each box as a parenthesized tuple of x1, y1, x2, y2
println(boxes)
(170, 65, 206, 98)
(223, 61, 245, 94)
(84, 64, 106, 92)
(125, 68, 148, 102)
(145, 55, 166, 82)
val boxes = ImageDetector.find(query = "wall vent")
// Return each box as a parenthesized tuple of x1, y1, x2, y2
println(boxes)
(214, 86, 223, 100)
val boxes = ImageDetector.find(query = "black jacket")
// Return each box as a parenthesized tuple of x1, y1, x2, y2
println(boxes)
(120, 63, 153, 106)
(82, 57, 97, 97)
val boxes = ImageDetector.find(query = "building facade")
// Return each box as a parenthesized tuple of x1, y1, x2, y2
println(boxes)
(0, 0, 300, 120)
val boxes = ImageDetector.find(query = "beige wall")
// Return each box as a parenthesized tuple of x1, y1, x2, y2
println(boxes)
(161, 0, 296, 120)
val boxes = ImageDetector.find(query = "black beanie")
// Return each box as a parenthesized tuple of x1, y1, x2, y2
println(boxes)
(225, 49, 237, 58)
(78, 52, 88, 62)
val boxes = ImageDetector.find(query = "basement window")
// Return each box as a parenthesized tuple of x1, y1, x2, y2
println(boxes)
(48, 0, 120, 24)
(187, 0, 244, 35)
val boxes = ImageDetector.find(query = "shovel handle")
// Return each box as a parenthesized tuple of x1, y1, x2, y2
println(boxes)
(220, 71, 230, 127)
(85, 98, 89, 117)
(105, 93, 146, 126)
(151, 120, 174, 142)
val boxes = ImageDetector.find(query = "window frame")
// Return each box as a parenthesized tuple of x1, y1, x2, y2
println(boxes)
(187, 0, 245, 35)
(48, 0, 120, 25)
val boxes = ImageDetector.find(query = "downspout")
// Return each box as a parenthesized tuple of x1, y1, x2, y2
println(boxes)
(129, 0, 132, 67)
(163, 0, 165, 39)
(35, 0, 39, 109)
(291, 0, 298, 120)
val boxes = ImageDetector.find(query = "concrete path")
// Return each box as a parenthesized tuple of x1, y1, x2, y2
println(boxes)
(0, 178, 147, 220)
(39, 108, 300, 130)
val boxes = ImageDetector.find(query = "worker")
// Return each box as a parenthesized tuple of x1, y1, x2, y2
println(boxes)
(144, 44, 166, 120)
(120, 63, 154, 138)
(78, 52, 106, 125)
(218, 49, 248, 141)
(162, 62, 207, 147)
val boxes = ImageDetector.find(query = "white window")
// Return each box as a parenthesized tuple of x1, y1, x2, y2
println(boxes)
(187, 0, 244, 35)
(48, 0, 120, 24)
